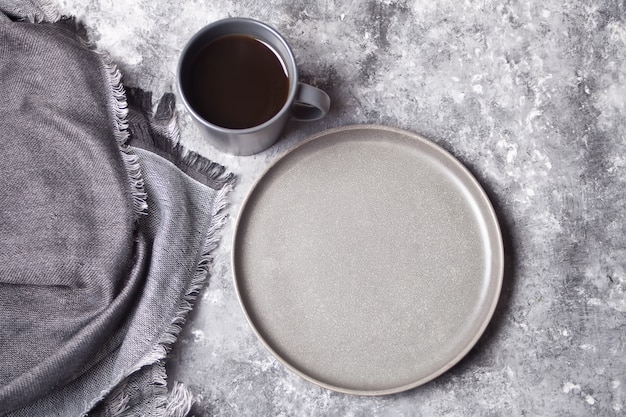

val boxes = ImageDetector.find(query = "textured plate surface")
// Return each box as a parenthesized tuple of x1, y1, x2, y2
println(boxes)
(232, 125, 503, 395)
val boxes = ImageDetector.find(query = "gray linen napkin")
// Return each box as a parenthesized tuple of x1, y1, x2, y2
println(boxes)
(0, 2, 234, 415)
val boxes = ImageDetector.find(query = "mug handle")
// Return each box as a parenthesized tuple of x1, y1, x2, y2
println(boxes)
(292, 82, 331, 121)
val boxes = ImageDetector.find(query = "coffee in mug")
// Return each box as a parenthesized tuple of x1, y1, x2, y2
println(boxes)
(178, 18, 331, 156)
(185, 34, 290, 129)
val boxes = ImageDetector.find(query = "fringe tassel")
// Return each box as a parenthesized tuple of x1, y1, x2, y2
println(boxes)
(165, 382, 194, 417)
(100, 383, 130, 417)
(67, 19, 149, 218)
(92, 38, 149, 217)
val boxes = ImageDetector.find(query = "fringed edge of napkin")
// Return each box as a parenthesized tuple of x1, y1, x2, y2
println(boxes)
(88, 90, 235, 417)
(73, 21, 149, 218)
(122, 86, 236, 359)
(102, 63, 150, 217)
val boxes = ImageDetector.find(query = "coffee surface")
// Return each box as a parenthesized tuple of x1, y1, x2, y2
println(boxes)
(187, 35, 289, 129)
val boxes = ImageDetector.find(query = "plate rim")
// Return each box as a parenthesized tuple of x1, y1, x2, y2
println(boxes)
(231, 124, 504, 396)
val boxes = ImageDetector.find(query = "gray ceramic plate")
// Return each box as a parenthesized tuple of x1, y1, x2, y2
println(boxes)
(233, 125, 503, 395)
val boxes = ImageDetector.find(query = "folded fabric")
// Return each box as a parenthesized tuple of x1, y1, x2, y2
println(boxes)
(0, 2, 234, 415)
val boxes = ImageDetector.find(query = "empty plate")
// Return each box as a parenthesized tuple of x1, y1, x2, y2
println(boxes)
(232, 125, 503, 395)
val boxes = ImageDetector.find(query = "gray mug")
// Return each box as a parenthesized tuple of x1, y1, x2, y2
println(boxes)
(177, 18, 331, 156)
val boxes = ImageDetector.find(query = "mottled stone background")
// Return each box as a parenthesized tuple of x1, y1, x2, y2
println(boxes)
(53, 0, 625, 415)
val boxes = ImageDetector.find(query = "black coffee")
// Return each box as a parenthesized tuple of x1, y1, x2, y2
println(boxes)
(186, 34, 290, 129)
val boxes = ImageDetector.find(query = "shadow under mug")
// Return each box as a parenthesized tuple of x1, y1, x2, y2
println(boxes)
(177, 18, 331, 156)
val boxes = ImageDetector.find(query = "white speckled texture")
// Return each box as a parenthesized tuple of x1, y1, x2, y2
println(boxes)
(52, 0, 626, 415)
